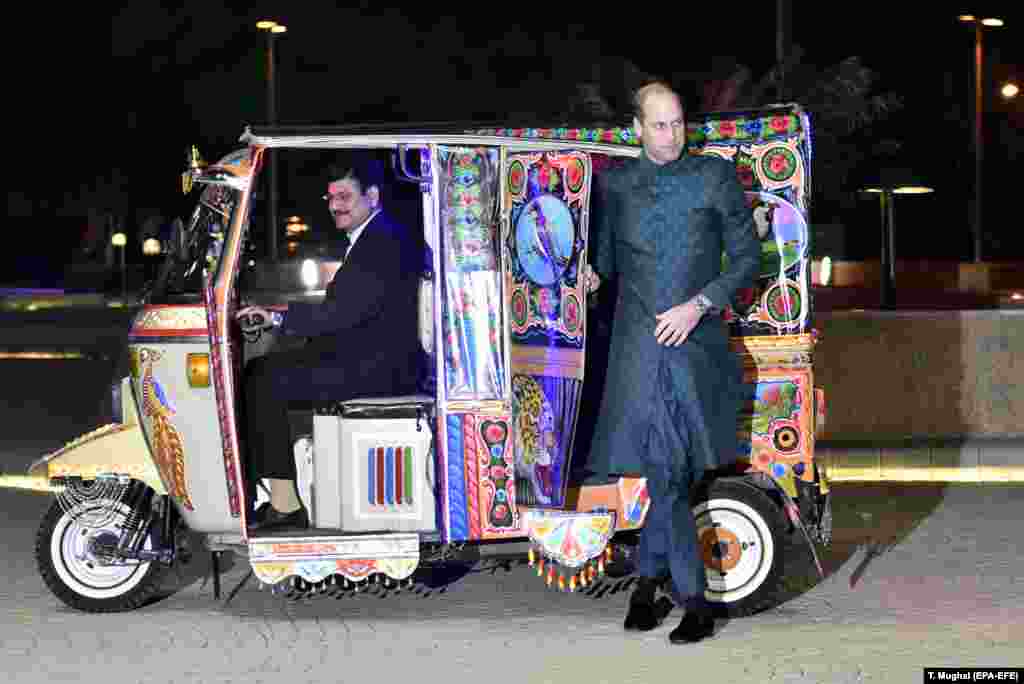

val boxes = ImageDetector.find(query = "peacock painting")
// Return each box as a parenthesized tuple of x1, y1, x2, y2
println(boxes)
(132, 348, 193, 510)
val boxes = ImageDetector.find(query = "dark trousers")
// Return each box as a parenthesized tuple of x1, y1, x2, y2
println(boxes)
(243, 347, 331, 483)
(637, 411, 708, 610)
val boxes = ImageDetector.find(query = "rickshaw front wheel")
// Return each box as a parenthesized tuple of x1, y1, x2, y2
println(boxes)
(35, 497, 168, 613)
(693, 477, 789, 618)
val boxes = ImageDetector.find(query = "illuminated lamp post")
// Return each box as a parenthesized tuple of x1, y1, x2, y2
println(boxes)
(111, 232, 127, 298)
(860, 167, 935, 309)
(257, 20, 287, 262)
(958, 14, 1004, 263)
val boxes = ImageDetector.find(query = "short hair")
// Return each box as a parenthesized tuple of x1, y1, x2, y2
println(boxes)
(325, 153, 387, 195)
(632, 81, 683, 121)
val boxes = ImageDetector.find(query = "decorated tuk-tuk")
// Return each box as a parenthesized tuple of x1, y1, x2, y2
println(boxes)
(9, 104, 830, 617)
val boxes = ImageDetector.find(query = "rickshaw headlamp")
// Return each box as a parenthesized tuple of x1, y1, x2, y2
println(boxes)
(187, 353, 211, 388)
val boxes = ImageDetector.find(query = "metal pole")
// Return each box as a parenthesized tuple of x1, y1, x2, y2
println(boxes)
(776, 0, 791, 100)
(266, 32, 279, 262)
(971, 22, 984, 263)
(879, 192, 894, 309)
(119, 245, 127, 298)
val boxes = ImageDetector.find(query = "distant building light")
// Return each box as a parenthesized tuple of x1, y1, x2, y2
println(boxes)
(892, 186, 935, 195)
(958, 14, 976, 22)
(301, 259, 319, 289)
(111, 232, 127, 247)
(1002, 83, 1019, 99)
(286, 216, 310, 236)
(142, 238, 162, 256)
(1011, 293, 1023, 301)
(981, 17, 1004, 27)
(820, 256, 833, 287)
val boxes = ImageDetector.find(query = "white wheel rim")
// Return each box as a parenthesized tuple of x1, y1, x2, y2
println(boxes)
(694, 496, 776, 603)
(50, 501, 152, 600)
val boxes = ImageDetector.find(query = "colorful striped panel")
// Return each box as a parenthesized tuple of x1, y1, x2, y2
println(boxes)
(385, 447, 394, 505)
(365, 446, 419, 506)
(395, 447, 403, 504)
(404, 447, 413, 505)
(367, 448, 375, 506)
(446, 414, 469, 541)
(377, 448, 385, 504)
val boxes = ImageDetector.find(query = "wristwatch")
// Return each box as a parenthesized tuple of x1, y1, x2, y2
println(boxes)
(693, 293, 713, 316)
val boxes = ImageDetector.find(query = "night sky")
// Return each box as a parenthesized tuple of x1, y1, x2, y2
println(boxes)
(6, 3, 1023, 284)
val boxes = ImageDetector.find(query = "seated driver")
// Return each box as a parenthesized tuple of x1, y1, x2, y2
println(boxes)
(236, 154, 425, 532)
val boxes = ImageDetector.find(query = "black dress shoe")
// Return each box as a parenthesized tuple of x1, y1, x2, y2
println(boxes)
(624, 596, 674, 631)
(668, 611, 715, 644)
(248, 505, 309, 533)
(251, 501, 272, 524)
(624, 578, 673, 631)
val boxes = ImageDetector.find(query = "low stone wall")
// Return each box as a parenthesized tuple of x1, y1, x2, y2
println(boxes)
(813, 309, 1023, 481)
(811, 259, 1024, 292)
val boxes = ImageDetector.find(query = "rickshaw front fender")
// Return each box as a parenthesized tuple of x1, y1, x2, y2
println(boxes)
(9, 423, 167, 495)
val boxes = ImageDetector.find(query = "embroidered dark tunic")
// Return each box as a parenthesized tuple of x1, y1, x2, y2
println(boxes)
(586, 151, 760, 482)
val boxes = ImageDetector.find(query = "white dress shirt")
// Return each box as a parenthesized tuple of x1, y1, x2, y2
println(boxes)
(344, 209, 380, 260)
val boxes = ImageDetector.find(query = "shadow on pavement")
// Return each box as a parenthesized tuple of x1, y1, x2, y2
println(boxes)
(772, 482, 949, 610)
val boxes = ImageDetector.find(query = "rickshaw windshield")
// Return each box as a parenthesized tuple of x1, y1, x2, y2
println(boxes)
(173, 184, 238, 294)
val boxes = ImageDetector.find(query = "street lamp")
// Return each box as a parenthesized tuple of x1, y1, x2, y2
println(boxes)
(959, 13, 1004, 264)
(257, 19, 287, 262)
(1002, 82, 1019, 99)
(111, 232, 127, 298)
(860, 167, 935, 309)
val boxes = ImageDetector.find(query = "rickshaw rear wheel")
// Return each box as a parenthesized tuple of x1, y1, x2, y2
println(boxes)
(35, 497, 168, 613)
(693, 477, 789, 618)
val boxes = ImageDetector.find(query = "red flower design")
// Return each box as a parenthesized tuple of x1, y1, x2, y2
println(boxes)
(567, 160, 583, 189)
(769, 154, 789, 175)
(537, 164, 550, 188)
(718, 121, 737, 137)
(485, 422, 507, 443)
(565, 298, 579, 329)
(771, 116, 789, 133)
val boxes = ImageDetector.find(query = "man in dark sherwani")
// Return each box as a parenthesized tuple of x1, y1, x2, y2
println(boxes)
(584, 82, 760, 644)
(237, 155, 425, 532)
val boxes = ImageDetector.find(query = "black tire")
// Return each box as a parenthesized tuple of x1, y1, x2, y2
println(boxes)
(692, 477, 789, 618)
(35, 496, 167, 613)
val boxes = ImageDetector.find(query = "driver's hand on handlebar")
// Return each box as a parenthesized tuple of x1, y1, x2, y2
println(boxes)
(236, 306, 278, 332)
(583, 264, 601, 294)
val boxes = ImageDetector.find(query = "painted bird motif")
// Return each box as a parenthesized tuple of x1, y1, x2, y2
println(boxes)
(136, 348, 193, 510)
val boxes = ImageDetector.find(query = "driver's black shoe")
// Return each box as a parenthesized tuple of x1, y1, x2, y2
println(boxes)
(248, 504, 308, 533)
(668, 609, 715, 644)
(624, 578, 673, 631)
(251, 501, 272, 524)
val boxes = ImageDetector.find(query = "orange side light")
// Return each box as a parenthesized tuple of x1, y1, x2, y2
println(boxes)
(187, 353, 211, 388)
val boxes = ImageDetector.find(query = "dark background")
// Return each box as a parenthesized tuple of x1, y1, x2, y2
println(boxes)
(5, 2, 1022, 287)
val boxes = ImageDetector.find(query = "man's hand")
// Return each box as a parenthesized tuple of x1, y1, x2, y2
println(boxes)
(654, 300, 703, 346)
(583, 264, 601, 294)
(236, 305, 276, 333)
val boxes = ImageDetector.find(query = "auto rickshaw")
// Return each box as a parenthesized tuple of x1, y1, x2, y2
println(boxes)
(7, 104, 830, 616)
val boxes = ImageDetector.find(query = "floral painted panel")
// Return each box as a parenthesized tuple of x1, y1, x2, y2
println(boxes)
(688, 105, 813, 336)
(437, 147, 505, 400)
